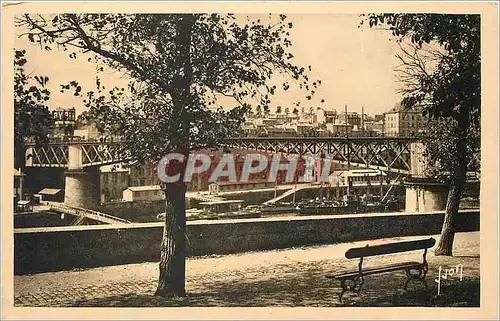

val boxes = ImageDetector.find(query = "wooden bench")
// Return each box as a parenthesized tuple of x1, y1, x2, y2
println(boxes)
(326, 237, 436, 302)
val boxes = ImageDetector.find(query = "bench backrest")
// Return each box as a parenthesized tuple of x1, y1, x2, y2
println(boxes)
(345, 237, 436, 259)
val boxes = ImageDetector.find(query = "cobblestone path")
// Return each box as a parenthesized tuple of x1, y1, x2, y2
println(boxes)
(14, 232, 480, 307)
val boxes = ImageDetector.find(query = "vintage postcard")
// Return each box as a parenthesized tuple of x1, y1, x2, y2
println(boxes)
(1, 1, 498, 320)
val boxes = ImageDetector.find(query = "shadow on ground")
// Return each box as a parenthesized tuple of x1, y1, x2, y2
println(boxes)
(71, 266, 480, 307)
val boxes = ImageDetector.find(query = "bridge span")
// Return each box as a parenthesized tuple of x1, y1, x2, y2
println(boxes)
(25, 136, 419, 175)
(24, 136, 431, 210)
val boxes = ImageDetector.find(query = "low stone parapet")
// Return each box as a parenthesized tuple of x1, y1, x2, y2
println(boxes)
(14, 210, 479, 275)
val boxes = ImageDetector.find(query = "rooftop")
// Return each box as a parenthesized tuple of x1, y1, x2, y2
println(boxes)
(38, 188, 62, 195)
(210, 180, 273, 186)
(126, 185, 162, 192)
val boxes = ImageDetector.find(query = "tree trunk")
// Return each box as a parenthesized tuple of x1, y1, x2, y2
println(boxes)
(434, 112, 469, 256)
(155, 15, 195, 297)
(155, 180, 187, 297)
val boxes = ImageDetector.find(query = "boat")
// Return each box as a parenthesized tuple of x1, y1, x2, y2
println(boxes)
(296, 194, 402, 215)
(296, 199, 353, 215)
(260, 202, 298, 214)
(214, 210, 262, 220)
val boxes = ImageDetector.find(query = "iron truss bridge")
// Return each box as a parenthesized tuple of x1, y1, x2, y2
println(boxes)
(223, 137, 419, 174)
(25, 137, 418, 174)
(24, 141, 130, 169)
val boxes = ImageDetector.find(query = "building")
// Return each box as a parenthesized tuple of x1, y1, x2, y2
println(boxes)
(363, 120, 384, 136)
(325, 123, 352, 136)
(122, 185, 164, 202)
(100, 164, 130, 203)
(316, 108, 338, 124)
(339, 169, 387, 184)
(52, 107, 76, 122)
(299, 108, 318, 124)
(129, 162, 160, 187)
(339, 112, 362, 128)
(74, 111, 121, 141)
(37, 188, 64, 202)
(14, 168, 25, 199)
(241, 122, 259, 137)
(203, 148, 307, 192)
(383, 105, 427, 137)
(260, 127, 297, 137)
(50, 107, 76, 138)
(338, 169, 388, 187)
(14, 168, 26, 210)
(293, 123, 315, 136)
(124, 148, 307, 195)
(16, 200, 33, 212)
(374, 114, 385, 122)
(323, 110, 338, 124)
(208, 180, 276, 194)
(73, 123, 101, 140)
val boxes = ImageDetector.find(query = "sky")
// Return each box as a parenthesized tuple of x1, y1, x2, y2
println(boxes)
(14, 14, 403, 117)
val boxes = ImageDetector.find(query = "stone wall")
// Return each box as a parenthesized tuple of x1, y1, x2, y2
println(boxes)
(14, 210, 479, 275)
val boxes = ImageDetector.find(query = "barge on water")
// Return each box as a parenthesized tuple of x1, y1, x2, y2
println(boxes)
(295, 195, 401, 215)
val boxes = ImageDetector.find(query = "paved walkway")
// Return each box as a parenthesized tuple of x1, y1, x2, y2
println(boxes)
(14, 232, 480, 307)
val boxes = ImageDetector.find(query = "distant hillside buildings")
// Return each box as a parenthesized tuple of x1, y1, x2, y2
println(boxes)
(242, 104, 428, 138)
(383, 104, 428, 137)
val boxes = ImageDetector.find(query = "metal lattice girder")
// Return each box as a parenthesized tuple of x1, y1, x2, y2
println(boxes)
(24, 137, 417, 174)
(24, 137, 479, 176)
(25, 144, 69, 167)
(80, 143, 127, 167)
(24, 141, 129, 168)
(223, 137, 418, 174)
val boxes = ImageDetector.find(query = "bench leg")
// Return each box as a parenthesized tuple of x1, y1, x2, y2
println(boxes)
(404, 273, 412, 291)
(404, 266, 429, 292)
(338, 276, 364, 304)
(339, 279, 347, 303)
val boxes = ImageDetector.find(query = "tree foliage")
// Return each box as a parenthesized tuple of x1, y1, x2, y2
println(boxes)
(14, 49, 53, 169)
(365, 13, 481, 174)
(17, 14, 320, 164)
(16, 13, 321, 296)
(364, 14, 481, 256)
(421, 117, 480, 177)
(365, 14, 480, 126)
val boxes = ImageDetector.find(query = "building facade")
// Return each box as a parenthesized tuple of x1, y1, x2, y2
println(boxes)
(383, 107, 427, 137)
(50, 107, 76, 138)
(100, 164, 130, 203)
(122, 185, 164, 202)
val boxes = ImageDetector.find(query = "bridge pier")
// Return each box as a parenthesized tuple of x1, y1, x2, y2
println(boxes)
(64, 168, 101, 210)
(405, 143, 448, 213)
(64, 144, 100, 210)
(404, 178, 448, 212)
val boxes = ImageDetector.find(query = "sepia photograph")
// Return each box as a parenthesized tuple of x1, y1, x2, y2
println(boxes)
(2, 1, 498, 320)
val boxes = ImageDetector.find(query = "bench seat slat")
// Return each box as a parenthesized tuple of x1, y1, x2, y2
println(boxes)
(345, 238, 435, 259)
(326, 261, 422, 279)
